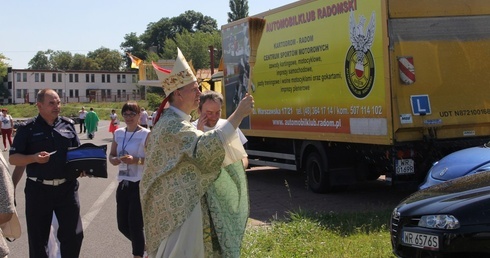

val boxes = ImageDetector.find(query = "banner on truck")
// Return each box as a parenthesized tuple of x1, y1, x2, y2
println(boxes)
(223, 0, 388, 135)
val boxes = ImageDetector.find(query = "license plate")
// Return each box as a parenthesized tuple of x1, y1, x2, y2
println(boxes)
(395, 159, 414, 175)
(402, 231, 439, 250)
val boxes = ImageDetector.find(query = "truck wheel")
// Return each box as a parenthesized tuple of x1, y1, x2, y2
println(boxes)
(306, 152, 330, 193)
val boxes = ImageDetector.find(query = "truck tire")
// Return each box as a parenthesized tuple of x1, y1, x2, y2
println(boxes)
(306, 152, 330, 193)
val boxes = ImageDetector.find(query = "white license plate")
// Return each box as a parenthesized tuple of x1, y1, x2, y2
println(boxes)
(402, 231, 439, 250)
(395, 159, 414, 175)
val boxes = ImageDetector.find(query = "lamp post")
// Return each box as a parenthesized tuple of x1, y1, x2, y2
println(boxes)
(208, 46, 218, 91)
(208, 45, 218, 75)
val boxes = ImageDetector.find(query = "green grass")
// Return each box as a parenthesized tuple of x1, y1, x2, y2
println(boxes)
(242, 209, 396, 258)
(3, 101, 149, 120)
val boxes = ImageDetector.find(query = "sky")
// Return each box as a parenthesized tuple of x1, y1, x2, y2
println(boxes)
(0, 0, 298, 69)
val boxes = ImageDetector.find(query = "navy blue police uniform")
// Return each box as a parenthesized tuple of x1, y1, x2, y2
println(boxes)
(10, 115, 83, 258)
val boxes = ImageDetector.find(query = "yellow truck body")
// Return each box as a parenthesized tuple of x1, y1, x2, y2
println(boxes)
(221, 0, 490, 191)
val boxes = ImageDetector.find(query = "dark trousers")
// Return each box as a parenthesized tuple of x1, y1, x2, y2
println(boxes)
(79, 119, 85, 133)
(116, 180, 145, 257)
(25, 179, 83, 258)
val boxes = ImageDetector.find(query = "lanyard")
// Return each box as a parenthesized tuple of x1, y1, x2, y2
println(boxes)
(121, 128, 137, 153)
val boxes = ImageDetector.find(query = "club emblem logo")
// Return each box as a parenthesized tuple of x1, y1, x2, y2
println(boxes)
(345, 12, 376, 99)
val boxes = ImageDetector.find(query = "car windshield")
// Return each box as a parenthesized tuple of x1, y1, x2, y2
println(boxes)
(404, 172, 490, 204)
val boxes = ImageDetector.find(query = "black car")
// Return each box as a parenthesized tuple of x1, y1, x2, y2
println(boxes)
(391, 172, 490, 258)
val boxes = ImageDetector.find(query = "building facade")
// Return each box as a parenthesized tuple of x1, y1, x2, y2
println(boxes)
(3, 68, 140, 104)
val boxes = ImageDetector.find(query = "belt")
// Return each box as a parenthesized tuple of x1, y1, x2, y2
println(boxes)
(28, 177, 67, 186)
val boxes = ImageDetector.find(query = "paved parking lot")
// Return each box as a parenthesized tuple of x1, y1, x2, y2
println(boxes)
(246, 166, 417, 224)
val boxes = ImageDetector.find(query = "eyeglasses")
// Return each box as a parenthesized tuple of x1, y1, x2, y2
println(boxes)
(122, 112, 137, 118)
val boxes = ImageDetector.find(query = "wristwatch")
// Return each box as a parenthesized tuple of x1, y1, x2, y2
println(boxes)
(138, 157, 142, 165)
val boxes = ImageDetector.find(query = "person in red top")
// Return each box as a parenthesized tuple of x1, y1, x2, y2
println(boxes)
(109, 109, 119, 135)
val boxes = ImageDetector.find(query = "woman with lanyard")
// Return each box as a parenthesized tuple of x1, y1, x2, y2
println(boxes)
(109, 102, 150, 258)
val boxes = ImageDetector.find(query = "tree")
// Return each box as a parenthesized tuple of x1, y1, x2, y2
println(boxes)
(71, 54, 98, 70)
(0, 53, 10, 78)
(136, 11, 219, 56)
(86, 47, 124, 71)
(139, 18, 175, 55)
(228, 0, 249, 23)
(146, 92, 164, 110)
(0, 53, 10, 98)
(28, 51, 51, 70)
(161, 30, 221, 70)
(120, 32, 146, 69)
(49, 50, 73, 70)
(172, 11, 218, 34)
(28, 48, 124, 71)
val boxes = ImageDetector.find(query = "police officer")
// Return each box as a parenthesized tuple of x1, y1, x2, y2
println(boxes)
(9, 89, 83, 258)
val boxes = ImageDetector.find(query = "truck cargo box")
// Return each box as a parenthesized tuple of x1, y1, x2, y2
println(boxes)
(221, 0, 490, 192)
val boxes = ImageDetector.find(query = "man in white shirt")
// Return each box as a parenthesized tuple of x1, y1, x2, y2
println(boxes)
(149, 109, 158, 130)
(139, 108, 149, 128)
(78, 107, 87, 133)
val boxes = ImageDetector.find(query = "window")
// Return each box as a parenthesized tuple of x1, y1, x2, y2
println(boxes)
(53, 73, 57, 82)
(132, 75, 137, 83)
(100, 74, 111, 83)
(16, 89, 28, 99)
(22, 73, 27, 82)
(74, 89, 79, 97)
(57, 89, 62, 97)
(58, 74, 62, 82)
(69, 74, 73, 83)
(117, 89, 121, 98)
(16, 73, 21, 82)
(85, 74, 95, 82)
(74, 74, 79, 82)
(34, 73, 44, 82)
(107, 89, 111, 98)
(117, 74, 127, 83)
(69, 89, 74, 98)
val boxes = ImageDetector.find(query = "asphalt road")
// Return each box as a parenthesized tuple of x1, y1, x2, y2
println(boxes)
(4, 119, 416, 257)
(6, 120, 131, 257)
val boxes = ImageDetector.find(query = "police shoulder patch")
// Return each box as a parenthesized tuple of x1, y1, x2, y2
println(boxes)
(21, 118, 35, 127)
(60, 116, 75, 124)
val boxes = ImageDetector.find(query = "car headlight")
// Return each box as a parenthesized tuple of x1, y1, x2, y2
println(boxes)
(418, 215, 460, 229)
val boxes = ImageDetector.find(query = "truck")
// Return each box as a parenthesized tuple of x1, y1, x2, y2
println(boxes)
(219, 0, 490, 192)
